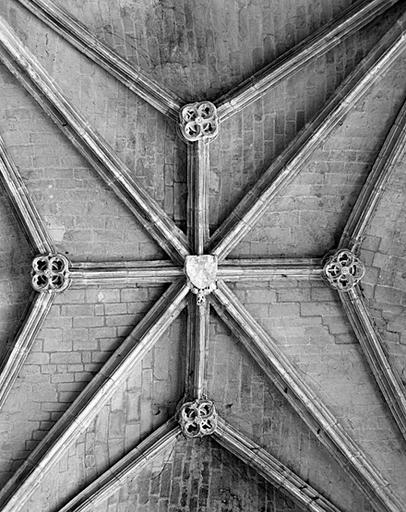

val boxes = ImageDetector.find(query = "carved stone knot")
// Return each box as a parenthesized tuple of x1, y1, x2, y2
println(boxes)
(179, 101, 218, 142)
(185, 255, 217, 305)
(323, 249, 365, 292)
(179, 398, 217, 438)
(31, 254, 71, 293)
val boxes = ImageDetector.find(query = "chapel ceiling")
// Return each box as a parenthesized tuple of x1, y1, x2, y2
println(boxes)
(0, 1, 405, 511)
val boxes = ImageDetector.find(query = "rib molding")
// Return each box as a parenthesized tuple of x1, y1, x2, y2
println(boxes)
(16, 0, 183, 119)
(210, 280, 404, 512)
(0, 281, 189, 512)
(208, 17, 406, 260)
(0, 16, 190, 264)
(215, 418, 343, 512)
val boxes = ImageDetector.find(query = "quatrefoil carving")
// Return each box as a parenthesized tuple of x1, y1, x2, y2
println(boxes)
(323, 249, 365, 292)
(31, 254, 71, 293)
(179, 101, 219, 142)
(179, 398, 217, 438)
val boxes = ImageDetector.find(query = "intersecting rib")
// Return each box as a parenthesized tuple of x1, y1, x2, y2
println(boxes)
(70, 260, 182, 286)
(56, 419, 179, 512)
(215, 418, 342, 512)
(340, 96, 406, 248)
(0, 16, 190, 264)
(0, 281, 189, 512)
(218, 258, 323, 281)
(0, 292, 53, 410)
(215, 0, 401, 122)
(340, 288, 406, 441)
(210, 281, 403, 512)
(16, 0, 183, 120)
(208, 16, 406, 260)
(0, 132, 54, 253)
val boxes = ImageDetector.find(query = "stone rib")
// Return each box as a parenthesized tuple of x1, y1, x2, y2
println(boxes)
(185, 297, 210, 399)
(0, 281, 189, 512)
(340, 287, 406, 441)
(218, 258, 323, 281)
(215, 0, 401, 122)
(0, 16, 190, 264)
(15, 0, 183, 120)
(340, 96, 406, 248)
(70, 260, 183, 286)
(0, 132, 54, 253)
(208, 17, 406, 260)
(210, 280, 404, 512)
(187, 141, 210, 255)
(215, 417, 343, 512)
(185, 140, 211, 399)
(55, 419, 179, 512)
(0, 292, 53, 410)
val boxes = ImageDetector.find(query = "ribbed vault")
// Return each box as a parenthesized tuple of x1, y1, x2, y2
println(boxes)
(0, 1, 405, 511)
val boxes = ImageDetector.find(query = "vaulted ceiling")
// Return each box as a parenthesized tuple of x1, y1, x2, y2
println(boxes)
(0, 1, 405, 511)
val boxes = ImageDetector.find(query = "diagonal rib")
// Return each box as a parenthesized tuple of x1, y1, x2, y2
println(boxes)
(0, 292, 54, 410)
(208, 15, 406, 260)
(0, 16, 190, 264)
(0, 280, 189, 512)
(215, 417, 343, 512)
(215, 0, 401, 122)
(15, 0, 183, 120)
(56, 419, 180, 512)
(210, 280, 404, 512)
(340, 96, 406, 248)
(0, 133, 54, 253)
(340, 287, 406, 441)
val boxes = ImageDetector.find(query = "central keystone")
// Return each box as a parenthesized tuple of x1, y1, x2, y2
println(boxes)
(184, 255, 218, 305)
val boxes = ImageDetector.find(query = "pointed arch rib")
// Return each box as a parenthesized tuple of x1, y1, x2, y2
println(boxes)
(215, 418, 343, 512)
(340, 95, 406, 248)
(16, 0, 183, 120)
(208, 16, 406, 260)
(55, 419, 179, 512)
(0, 133, 54, 253)
(0, 280, 189, 512)
(70, 260, 183, 286)
(340, 288, 406, 441)
(215, 0, 401, 122)
(210, 281, 403, 512)
(0, 292, 53, 410)
(218, 258, 323, 281)
(0, 16, 190, 264)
